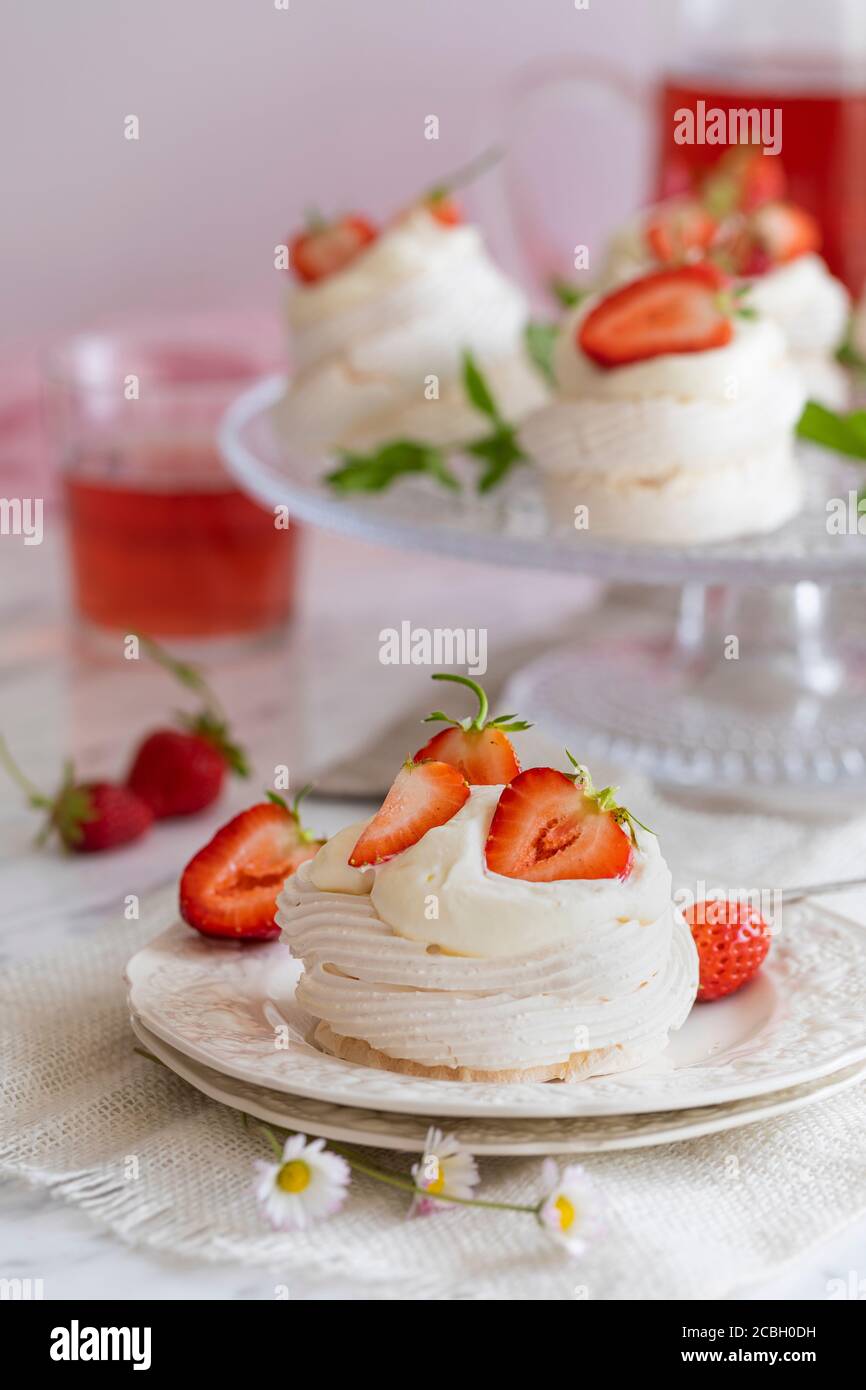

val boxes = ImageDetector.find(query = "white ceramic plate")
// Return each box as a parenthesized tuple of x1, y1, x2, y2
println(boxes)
(125, 894, 866, 1120)
(130, 1013, 866, 1155)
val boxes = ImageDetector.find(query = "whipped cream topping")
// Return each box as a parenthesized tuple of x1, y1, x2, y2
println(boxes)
(371, 785, 670, 957)
(746, 254, 850, 356)
(276, 208, 546, 451)
(276, 786, 698, 1074)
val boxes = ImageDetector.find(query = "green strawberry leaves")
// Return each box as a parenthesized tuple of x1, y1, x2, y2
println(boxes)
(325, 351, 529, 497)
(422, 672, 533, 734)
(524, 321, 558, 386)
(797, 400, 866, 460)
(266, 783, 321, 843)
(325, 441, 459, 494)
(563, 749, 655, 849)
(138, 635, 249, 778)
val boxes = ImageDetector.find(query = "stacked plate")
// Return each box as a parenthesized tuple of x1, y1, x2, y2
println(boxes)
(125, 894, 866, 1155)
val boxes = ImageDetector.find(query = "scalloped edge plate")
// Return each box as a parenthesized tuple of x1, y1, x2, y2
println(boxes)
(125, 891, 866, 1120)
(130, 1014, 866, 1154)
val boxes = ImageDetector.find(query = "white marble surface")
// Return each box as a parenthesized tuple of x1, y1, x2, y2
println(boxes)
(1, 517, 865, 1300)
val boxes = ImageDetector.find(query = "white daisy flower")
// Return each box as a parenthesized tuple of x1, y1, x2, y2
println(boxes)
(409, 1126, 480, 1216)
(253, 1133, 350, 1231)
(537, 1159, 604, 1256)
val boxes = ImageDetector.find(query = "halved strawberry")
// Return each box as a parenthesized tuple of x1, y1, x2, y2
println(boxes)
(484, 754, 649, 882)
(578, 264, 733, 368)
(684, 899, 771, 1001)
(645, 199, 717, 265)
(180, 792, 325, 941)
(750, 201, 821, 265)
(413, 674, 529, 785)
(349, 761, 469, 867)
(289, 214, 377, 283)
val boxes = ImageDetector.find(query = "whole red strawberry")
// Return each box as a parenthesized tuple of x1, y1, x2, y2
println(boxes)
(68, 781, 154, 852)
(0, 738, 153, 853)
(126, 638, 248, 819)
(684, 898, 772, 1002)
(127, 728, 227, 818)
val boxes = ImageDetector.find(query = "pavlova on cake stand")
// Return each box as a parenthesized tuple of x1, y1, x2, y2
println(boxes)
(220, 370, 866, 794)
(221, 109, 865, 798)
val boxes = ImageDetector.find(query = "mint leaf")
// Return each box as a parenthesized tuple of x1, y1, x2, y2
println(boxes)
(549, 277, 587, 310)
(525, 321, 557, 385)
(325, 440, 459, 493)
(462, 351, 502, 425)
(796, 401, 866, 460)
(466, 428, 527, 493)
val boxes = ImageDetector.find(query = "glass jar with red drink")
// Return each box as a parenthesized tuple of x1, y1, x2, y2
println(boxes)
(47, 323, 298, 645)
(658, 0, 866, 294)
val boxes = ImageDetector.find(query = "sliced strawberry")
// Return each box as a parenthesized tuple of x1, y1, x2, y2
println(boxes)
(485, 766, 635, 882)
(413, 674, 529, 785)
(180, 794, 325, 941)
(289, 214, 377, 283)
(685, 899, 771, 1001)
(349, 761, 469, 867)
(750, 201, 821, 265)
(645, 199, 717, 265)
(578, 264, 733, 369)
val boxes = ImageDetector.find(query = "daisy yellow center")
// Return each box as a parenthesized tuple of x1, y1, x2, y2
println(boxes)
(277, 1160, 311, 1194)
(554, 1195, 576, 1231)
(426, 1173, 445, 1195)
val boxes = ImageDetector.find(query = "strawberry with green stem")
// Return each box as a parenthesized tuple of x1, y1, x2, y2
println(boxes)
(415, 144, 503, 227)
(484, 750, 653, 883)
(126, 636, 249, 819)
(414, 673, 531, 784)
(0, 736, 153, 853)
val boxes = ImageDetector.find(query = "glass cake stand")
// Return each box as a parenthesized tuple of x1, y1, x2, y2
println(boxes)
(220, 374, 866, 792)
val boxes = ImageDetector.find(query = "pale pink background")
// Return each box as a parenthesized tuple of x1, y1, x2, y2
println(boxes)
(3, 0, 676, 344)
